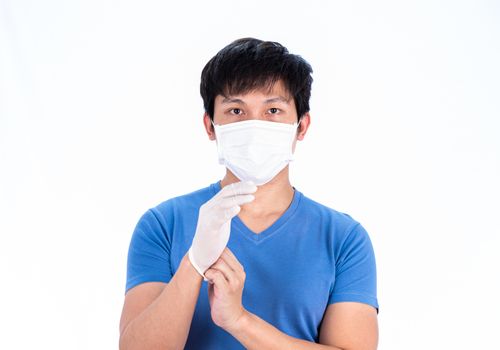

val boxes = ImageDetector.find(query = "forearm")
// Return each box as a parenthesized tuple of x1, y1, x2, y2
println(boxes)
(120, 252, 203, 350)
(227, 310, 343, 350)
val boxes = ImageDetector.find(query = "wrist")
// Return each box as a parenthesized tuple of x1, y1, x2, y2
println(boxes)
(187, 247, 209, 282)
(187, 247, 208, 281)
(169, 251, 204, 298)
(181, 251, 204, 282)
(226, 308, 251, 335)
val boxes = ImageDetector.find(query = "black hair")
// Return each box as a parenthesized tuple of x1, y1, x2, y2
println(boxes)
(200, 37, 313, 122)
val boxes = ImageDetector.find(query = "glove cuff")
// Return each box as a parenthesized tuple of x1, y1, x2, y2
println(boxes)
(188, 247, 209, 282)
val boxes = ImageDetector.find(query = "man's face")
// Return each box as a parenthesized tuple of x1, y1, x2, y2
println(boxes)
(212, 79, 299, 126)
(204, 78, 310, 153)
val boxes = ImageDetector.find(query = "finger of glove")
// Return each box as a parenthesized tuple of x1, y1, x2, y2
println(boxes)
(205, 181, 256, 211)
(218, 194, 255, 209)
(219, 181, 257, 199)
(224, 205, 241, 221)
(211, 205, 241, 226)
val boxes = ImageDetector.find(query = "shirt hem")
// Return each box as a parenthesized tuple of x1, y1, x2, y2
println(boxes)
(329, 293, 379, 314)
(125, 274, 172, 294)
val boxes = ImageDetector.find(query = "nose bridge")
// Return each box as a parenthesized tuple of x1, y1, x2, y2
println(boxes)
(244, 102, 267, 121)
(246, 113, 266, 121)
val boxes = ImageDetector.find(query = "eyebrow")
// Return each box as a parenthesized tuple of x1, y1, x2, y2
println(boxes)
(221, 96, 291, 105)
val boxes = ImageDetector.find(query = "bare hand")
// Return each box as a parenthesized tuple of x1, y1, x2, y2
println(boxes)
(204, 247, 247, 331)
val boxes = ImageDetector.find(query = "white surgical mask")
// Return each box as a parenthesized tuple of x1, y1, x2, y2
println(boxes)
(212, 119, 300, 186)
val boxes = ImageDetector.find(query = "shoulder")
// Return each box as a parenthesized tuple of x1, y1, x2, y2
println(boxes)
(130, 182, 218, 230)
(147, 182, 218, 220)
(295, 191, 375, 258)
(297, 191, 362, 236)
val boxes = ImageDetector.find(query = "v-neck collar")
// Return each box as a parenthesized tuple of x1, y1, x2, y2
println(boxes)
(210, 180, 302, 245)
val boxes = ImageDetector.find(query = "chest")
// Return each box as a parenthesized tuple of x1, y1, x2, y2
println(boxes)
(183, 216, 337, 342)
(237, 213, 282, 234)
(239, 240, 334, 339)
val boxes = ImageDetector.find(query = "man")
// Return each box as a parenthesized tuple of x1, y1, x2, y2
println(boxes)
(119, 37, 379, 350)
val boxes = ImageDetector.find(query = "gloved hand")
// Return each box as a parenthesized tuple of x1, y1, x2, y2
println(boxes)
(188, 181, 257, 281)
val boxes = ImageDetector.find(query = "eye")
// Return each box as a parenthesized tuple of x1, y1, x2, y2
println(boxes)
(229, 108, 243, 115)
(268, 107, 280, 114)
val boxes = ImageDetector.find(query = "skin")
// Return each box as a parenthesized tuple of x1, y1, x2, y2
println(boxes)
(119, 79, 378, 350)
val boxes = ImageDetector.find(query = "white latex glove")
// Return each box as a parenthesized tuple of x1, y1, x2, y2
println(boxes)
(188, 181, 257, 281)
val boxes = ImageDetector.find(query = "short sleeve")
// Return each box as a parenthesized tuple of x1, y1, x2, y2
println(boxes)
(125, 208, 173, 294)
(329, 222, 379, 313)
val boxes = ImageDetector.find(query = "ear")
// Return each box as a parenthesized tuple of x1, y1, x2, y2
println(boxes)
(203, 113, 216, 140)
(297, 113, 311, 141)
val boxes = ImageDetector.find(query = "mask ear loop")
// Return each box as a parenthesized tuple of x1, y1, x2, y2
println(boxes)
(296, 118, 303, 133)
(210, 119, 218, 140)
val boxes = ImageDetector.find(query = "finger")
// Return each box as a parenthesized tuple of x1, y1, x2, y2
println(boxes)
(221, 205, 241, 222)
(210, 205, 240, 227)
(219, 194, 255, 209)
(208, 181, 256, 208)
(220, 248, 245, 273)
(205, 268, 230, 288)
(220, 181, 257, 198)
(224, 206, 241, 222)
(210, 256, 238, 283)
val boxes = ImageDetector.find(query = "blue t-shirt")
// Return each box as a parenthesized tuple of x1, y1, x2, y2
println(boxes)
(125, 181, 378, 348)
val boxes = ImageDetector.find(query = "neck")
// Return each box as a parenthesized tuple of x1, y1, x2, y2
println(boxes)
(219, 167, 294, 217)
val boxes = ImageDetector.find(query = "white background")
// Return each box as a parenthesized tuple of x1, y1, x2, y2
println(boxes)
(1, 1, 499, 349)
